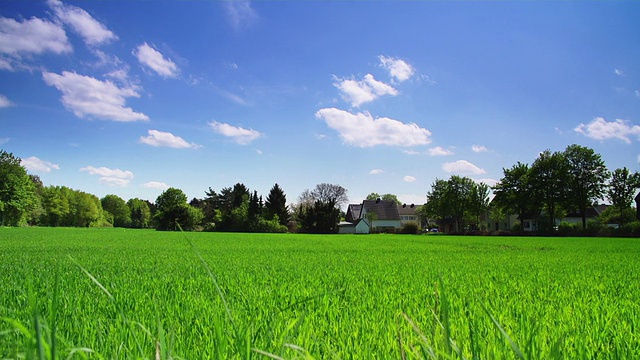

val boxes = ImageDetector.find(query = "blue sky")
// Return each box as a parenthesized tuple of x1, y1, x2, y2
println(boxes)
(1, 1, 639, 206)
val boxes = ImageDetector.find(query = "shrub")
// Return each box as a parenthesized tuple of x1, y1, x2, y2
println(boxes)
(401, 222, 420, 234)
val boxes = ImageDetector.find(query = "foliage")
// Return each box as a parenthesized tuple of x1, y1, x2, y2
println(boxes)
(401, 221, 419, 234)
(154, 188, 203, 231)
(529, 149, 569, 233)
(2, 228, 640, 358)
(598, 205, 636, 226)
(424, 176, 489, 233)
(607, 167, 640, 226)
(0, 150, 38, 226)
(366, 192, 400, 205)
(101, 194, 131, 227)
(564, 144, 610, 229)
(265, 183, 289, 226)
(493, 162, 536, 232)
(295, 183, 346, 233)
(127, 198, 151, 228)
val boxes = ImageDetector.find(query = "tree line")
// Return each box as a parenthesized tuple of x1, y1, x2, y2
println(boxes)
(422, 144, 640, 236)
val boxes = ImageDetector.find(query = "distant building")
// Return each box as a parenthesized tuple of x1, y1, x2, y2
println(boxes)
(338, 199, 422, 234)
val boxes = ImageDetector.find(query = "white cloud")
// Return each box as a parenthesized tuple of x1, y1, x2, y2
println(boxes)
(635, 90, 640, 98)
(574, 117, 640, 144)
(404, 175, 417, 183)
(139, 130, 200, 149)
(143, 181, 169, 190)
(334, 74, 398, 107)
(369, 169, 384, 175)
(0, 16, 71, 57)
(428, 146, 454, 156)
(442, 160, 486, 175)
(81, 165, 134, 187)
(475, 178, 499, 187)
(21, 156, 60, 173)
(379, 56, 415, 83)
(0, 137, 9, 145)
(225, 0, 258, 30)
(133, 43, 179, 78)
(0, 94, 13, 107)
(472, 145, 489, 153)
(42, 71, 148, 122)
(614, 68, 624, 76)
(403, 150, 421, 155)
(316, 108, 431, 147)
(48, 0, 117, 46)
(209, 121, 263, 145)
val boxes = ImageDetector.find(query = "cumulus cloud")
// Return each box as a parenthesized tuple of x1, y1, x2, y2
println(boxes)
(209, 121, 263, 145)
(139, 130, 200, 149)
(316, 108, 431, 147)
(81, 165, 134, 187)
(442, 160, 486, 175)
(0, 16, 71, 57)
(334, 74, 398, 107)
(379, 56, 415, 83)
(133, 43, 179, 78)
(574, 117, 640, 144)
(472, 145, 489, 153)
(369, 169, 384, 175)
(0, 94, 13, 107)
(428, 146, 454, 156)
(42, 71, 148, 122)
(48, 0, 117, 46)
(404, 175, 417, 183)
(143, 181, 169, 190)
(21, 156, 60, 173)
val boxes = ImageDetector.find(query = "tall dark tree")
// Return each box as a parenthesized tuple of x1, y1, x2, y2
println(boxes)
(295, 183, 347, 233)
(564, 144, 610, 229)
(492, 162, 537, 232)
(424, 178, 450, 231)
(0, 150, 38, 226)
(607, 167, 640, 226)
(529, 150, 569, 232)
(265, 183, 289, 226)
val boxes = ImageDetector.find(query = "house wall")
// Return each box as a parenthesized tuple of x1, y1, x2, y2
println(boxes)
(372, 219, 401, 230)
(355, 221, 369, 234)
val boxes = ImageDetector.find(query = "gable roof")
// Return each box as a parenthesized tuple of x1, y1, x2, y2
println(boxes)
(345, 204, 362, 222)
(397, 203, 419, 216)
(362, 199, 400, 220)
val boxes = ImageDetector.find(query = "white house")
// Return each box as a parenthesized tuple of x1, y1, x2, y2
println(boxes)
(339, 200, 421, 234)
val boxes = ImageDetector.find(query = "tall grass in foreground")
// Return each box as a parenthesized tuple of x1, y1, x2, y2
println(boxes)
(1, 228, 639, 358)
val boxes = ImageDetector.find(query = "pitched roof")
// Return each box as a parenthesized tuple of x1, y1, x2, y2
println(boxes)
(362, 199, 400, 220)
(397, 203, 419, 216)
(345, 204, 362, 222)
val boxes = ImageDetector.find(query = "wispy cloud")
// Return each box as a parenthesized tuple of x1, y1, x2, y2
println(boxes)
(316, 108, 431, 147)
(614, 68, 624, 76)
(428, 146, 454, 156)
(403, 150, 421, 155)
(574, 117, 640, 144)
(139, 130, 200, 149)
(334, 74, 398, 107)
(133, 43, 179, 78)
(0, 137, 8, 145)
(404, 175, 417, 183)
(475, 178, 499, 187)
(0, 94, 13, 107)
(472, 145, 489, 153)
(209, 121, 263, 145)
(225, 0, 258, 30)
(42, 71, 148, 122)
(21, 156, 60, 173)
(143, 181, 169, 190)
(379, 56, 415, 83)
(442, 160, 486, 175)
(48, 0, 117, 46)
(0, 16, 71, 58)
(81, 165, 134, 187)
(370, 169, 384, 175)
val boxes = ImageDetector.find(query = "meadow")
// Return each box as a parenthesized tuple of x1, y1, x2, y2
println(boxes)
(1, 228, 639, 359)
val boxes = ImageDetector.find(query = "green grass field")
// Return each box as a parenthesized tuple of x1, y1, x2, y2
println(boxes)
(1, 228, 639, 359)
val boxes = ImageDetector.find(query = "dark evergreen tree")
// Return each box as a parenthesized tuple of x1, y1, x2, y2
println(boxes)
(265, 183, 289, 226)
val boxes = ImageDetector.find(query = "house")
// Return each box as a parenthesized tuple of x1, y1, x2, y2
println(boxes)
(338, 199, 422, 234)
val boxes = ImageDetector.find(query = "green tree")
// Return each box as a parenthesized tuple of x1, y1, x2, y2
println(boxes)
(468, 182, 490, 230)
(607, 167, 640, 226)
(265, 183, 289, 226)
(295, 183, 346, 233)
(155, 187, 202, 231)
(40, 186, 70, 226)
(102, 194, 131, 227)
(424, 178, 449, 231)
(564, 144, 610, 229)
(529, 150, 569, 232)
(127, 198, 151, 228)
(492, 162, 537, 232)
(0, 150, 38, 226)
(366, 193, 400, 205)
